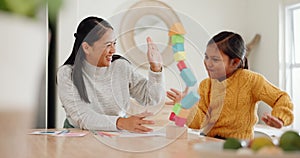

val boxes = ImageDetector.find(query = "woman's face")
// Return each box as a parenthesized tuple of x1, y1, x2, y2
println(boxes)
(204, 44, 237, 81)
(84, 28, 116, 67)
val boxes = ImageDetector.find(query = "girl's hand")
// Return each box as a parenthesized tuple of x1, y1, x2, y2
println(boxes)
(261, 113, 283, 129)
(116, 112, 154, 133)
(146, 37, 162, 72)
(165, 87, 189, 105)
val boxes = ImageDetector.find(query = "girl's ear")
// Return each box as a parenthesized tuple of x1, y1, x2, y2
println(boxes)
(231, 58, 241, 68)
(81, 42, 90, 55)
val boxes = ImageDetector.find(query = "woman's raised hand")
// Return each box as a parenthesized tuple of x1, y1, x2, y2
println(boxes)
(146, 37, 162, 72)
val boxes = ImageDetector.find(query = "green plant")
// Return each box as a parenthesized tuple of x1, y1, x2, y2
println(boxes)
(0, 0, 62, 21)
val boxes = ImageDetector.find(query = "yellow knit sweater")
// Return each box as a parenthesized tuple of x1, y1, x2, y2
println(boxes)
(187, 69, 294, 140)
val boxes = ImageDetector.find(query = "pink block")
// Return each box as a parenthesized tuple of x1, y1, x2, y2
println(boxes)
(177, 60, 187, 71)
(174, 115, 187, 127)
(169, 112, 176, 121)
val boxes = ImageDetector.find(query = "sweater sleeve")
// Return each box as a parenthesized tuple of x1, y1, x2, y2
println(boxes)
(187, 79, 209, 129)
(254, 74, 294, 126)
(57, 66, 120, 131)
(128, 65, 165, 107)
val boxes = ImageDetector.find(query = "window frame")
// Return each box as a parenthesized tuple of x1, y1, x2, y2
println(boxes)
(285, 4, 300, 99)
(284, 2, 300, 130)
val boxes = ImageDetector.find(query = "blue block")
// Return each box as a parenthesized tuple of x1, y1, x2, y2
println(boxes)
(180, 68, 197, 87)
(172, 43, 184, 53)
(181, 91, 200, 109)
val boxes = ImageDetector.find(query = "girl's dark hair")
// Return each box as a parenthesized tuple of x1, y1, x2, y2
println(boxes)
(63, 16, 113, 103)
(207, 31, 248, 69)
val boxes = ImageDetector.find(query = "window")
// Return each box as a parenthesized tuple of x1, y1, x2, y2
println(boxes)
(285, 3, 300, 130)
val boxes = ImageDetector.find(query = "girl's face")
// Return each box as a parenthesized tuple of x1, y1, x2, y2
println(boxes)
(204, 44, 239, 81)
(83, 29, 116, 67)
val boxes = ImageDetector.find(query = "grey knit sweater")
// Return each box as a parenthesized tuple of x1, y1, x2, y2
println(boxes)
(57, 59, 165, 131)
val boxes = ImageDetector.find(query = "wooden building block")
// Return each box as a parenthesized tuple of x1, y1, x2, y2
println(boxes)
(166, 124, 188, 139)
(174, 115, 187, 127)
(177, 108, 190, 118)
(172, 43, 184, 53)
(177, 60, 187, 71)
(168, 22, 186, 36)
(169, 112, 176, 121)
(180, 68, 197, 87)
(173, 51, 186, 62)
(181, 91, 200, 109)
(171, 34, 184, 44)
(172, 103, 181, 115)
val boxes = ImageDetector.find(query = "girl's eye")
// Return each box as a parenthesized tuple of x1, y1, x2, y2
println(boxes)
(105, 41, 116, 48)
(204, 55, 208, 59)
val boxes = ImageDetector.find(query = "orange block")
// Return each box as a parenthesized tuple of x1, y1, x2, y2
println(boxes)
(168, 22, 186, 36)
(178, 108, 190, 118)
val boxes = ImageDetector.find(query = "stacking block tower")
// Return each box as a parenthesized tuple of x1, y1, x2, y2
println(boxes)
(166, 23, 200, 138)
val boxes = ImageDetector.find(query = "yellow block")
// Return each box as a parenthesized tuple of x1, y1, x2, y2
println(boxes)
(169, 22, 186, 36)
(173, 51, 186, 61)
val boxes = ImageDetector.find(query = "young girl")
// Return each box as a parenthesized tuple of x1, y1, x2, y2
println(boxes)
(57, 16, 165, 133)
(167, 31, 294, 140)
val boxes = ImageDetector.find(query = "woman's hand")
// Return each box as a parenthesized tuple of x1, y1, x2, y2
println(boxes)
(146, 37, 162, 72)
(165, 87, 189, 105)
(261, 113, 283, 129)
(116, 112, 155, 133)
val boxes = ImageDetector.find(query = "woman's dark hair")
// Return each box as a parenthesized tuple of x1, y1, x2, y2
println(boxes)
(63, 16, 113, 103)
(207, 31, 248, 69)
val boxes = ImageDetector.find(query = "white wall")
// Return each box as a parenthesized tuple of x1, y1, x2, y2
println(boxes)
(245, 0, 281, 84)
(56, 0, 289, 128)
(244, 0, 282, 124)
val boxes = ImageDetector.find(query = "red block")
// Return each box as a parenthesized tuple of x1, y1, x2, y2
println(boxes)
(174, 115, 187, 127)
(169, 112, 176, 121)
(177, 60, 187, 71)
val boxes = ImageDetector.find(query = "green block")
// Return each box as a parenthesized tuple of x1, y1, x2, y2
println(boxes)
(171, 34, 184, 44)
(172, 103, 182, 115)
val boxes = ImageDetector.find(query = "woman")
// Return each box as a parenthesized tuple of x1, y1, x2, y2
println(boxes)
(167, 31, 294, 139)
(57, 16, 165, 133)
